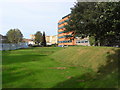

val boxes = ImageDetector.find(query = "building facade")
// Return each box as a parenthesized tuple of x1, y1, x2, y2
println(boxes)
(23, 39, 35, 45)
(58, 14, 75, 47)
(45, 35, 57, 45)
(58, 14, 90, 47)
(0, 34, 8, 43)
(75, 37, 90, 46)
(30, 34, 35, 40)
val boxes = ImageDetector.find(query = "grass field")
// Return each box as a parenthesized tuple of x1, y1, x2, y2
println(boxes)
(2, 46, 120, 88)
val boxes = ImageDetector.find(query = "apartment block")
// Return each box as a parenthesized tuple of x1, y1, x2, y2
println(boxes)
(58, 14, 90, 47)
(58, 14, 75, 47)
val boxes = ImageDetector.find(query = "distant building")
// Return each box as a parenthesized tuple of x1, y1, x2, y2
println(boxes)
(0, 34, 3, 43)
(45, 35, 57, 45)
(30, 34, 57, 45)
(58, 14, 90, 47)
(75, 37, 90, 46)
(22, 39, 35, 45)
(0, 34, 8, 43)
(30, 34, 35, 40)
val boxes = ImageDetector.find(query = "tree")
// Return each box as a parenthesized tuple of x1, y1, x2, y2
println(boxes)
(41, 31, 46, 46)
(6, 29, 23, 43)
(65, 2, 120, 46)
(34, 31, 42, 45)
(65, 2, 98, 44)
(89, 36, 95, 46)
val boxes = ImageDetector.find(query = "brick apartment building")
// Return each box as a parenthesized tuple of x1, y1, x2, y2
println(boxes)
(58, 14, 90, 47)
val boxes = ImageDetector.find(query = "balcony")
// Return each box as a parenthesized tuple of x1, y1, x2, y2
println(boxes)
(58, 35, 72, 39)
(58, 30, 71, 34)
(58, 19, 69, 25)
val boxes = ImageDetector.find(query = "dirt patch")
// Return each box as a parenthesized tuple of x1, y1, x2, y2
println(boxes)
(67, 76, 73, 79)
(49, 67, 67, 70)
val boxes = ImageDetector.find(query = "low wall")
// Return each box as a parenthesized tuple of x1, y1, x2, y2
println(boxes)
(0, 43, 28, 51)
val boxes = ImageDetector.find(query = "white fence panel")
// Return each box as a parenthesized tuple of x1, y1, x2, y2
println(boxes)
(0, 43, 28, 51)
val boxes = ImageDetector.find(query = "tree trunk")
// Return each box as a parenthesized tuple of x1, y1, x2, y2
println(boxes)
(95, 36, 98, 46)
(99, 38, 104, 46)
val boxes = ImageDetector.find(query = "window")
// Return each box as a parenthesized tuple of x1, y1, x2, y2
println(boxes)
(81, 41, 84, 43)
(85, 41, 88, 43)
(76, 41, 81, 43)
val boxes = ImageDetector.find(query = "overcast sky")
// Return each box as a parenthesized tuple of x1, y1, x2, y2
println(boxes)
(0, 0, 76, 39)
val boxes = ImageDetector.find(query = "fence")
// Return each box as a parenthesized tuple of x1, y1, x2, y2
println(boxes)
(0, 43, 29, 51)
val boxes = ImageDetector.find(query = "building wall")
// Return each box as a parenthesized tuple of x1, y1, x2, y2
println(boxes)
(58, 14, 75, 47)
(58, 14, 90, 47)
(23, 39, 35, 45)
(46, 36, 51, 43)
(75, 37, 90, 46)
(45, 35, 57, 45)
(30, 34, 35, 40)
(28, 41, 35, 45)
(51, 35, 57, 44)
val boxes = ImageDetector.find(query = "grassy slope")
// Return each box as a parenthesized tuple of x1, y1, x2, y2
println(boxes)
(2, 46, 120, 88)
(51, 46, 120, 88)
(52, 46, 119, 71)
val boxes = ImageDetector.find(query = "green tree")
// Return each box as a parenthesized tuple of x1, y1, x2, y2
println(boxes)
(41, 31, 46, 46)
(6, 29, 23, 43)
(89, 36, 95, 46)
(65, 2, 120, 46)
(34, 31, 42, 45)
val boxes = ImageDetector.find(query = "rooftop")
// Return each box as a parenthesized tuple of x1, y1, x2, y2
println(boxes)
(62, 14, 71, 19)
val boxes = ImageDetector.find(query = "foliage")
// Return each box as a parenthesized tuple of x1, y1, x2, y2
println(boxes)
(89, 36, 95, 46)
(34, 31, 42, 45)
(41, 31, 46, 46)
(65, 2, 120, 46)
(6, 29, 23, 43)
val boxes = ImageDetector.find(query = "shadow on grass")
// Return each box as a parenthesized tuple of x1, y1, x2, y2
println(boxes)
(2, 67, 43, 88)
(3, 68, 30, 85)
(2, 54, 47, 65)
(52, 48, 120, 88)
(97, 48, 120, 75)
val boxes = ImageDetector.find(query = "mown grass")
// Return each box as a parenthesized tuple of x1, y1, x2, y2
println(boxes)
(2, 46, 120, 88)
(52, 46, 119, 71)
